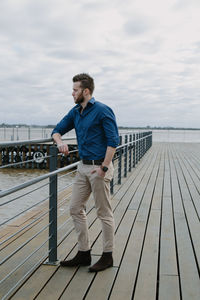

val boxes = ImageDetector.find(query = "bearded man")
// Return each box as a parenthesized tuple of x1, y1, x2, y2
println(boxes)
(52, 73, 119, 272)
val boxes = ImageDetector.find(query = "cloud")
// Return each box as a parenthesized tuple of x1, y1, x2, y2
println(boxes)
(124, 15, 154, 36)
(0, 0, 200, 128)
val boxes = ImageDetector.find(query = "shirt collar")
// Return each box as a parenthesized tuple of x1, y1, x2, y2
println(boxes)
(89, 97, 95, 105)
(75, 97, 95, 110)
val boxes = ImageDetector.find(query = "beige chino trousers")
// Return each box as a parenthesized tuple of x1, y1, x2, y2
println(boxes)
(70, 161, 114, 253)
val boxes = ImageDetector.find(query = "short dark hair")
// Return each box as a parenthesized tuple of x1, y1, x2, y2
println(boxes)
(72, 73, 95, 95)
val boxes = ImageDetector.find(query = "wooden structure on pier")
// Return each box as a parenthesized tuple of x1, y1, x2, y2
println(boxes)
(0, 140, 78, 169)
(0, 142, 200, 299)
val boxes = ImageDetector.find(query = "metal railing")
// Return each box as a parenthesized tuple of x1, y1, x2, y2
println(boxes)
(0, 131, 152, 299)
(0, 127, 55, 141)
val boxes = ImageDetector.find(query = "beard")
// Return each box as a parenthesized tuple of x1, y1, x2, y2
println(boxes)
(74, 91, 84, 104)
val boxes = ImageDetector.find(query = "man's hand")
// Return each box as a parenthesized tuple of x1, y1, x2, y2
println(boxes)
(52, 133, 69, 155)
(57, 143, 69, 155)
(91, 167, 106, 178)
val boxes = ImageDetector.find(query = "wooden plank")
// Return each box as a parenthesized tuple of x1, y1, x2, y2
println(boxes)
(85, 211, 137, 299)
(1, 197, 95, 298)
(159, 196, 179, 277)
(133, 210, 160, 300)
(85, 267, 118, 300)
(0, 188, 72, 250)
(11, 208, 97, 300)
(177, 148, 200, 217)
(159, 148, 178, 277)
(11, 235, 78, 300)
(159, 275, 180, 300)
(169, 146, 200, 300)
(59, 266, 95, 300)
(110, 148, 161, 299)
(109, 220, 146, 300)
(35, 264, 80, 300)
(151, 145, 164, 211)
(128, 148, 160, 211)
(113, 210, 137, 267)
(172, 146, 200, 276)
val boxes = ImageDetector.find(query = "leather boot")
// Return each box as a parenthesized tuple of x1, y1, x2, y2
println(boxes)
(89, 252, 113, 272)
(60, 250, 91, 267)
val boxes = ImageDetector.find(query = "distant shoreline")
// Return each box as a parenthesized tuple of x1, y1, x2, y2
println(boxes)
(1, 124, 200, 131)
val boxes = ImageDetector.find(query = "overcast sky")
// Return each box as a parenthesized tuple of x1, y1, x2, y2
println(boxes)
(0, 0, 200, 128)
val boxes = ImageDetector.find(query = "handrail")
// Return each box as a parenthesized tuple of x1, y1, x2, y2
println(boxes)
(0, 135, 151, 198)
(0, 136, 76, 147)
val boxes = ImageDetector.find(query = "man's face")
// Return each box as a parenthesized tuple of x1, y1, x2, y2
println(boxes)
(72, 82, 84, 104)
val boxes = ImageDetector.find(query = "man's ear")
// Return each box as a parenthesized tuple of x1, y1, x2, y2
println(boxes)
(83, 88, 90, 96)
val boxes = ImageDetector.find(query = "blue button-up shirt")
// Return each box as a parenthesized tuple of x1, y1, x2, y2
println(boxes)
(52, 98, 119, 160)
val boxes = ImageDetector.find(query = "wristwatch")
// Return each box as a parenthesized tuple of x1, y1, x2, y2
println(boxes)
(101, 165, 108, 172)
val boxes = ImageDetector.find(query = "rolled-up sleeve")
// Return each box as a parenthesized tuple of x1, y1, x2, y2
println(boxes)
(51, 109, 74, 136)
(102, 107, 119, 148)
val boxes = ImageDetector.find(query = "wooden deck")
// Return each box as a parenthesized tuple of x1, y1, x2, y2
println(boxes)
(1, 142, 200, 299)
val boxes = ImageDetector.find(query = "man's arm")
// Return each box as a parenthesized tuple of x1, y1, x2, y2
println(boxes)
(102, 146, 116, 167)
(52, 133, 69, 155)
(51, 108, 75, 155)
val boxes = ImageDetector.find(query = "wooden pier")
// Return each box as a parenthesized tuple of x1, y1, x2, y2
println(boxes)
(1, 142, 200, 299)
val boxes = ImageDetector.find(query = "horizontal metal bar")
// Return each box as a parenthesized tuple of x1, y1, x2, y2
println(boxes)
(57, 149, 78, 157)
(57, 216, 72, 231)
(0, 136, 76, 147)
(0, 182, 49, 207)
(0, 161, 79, 198)
(57, 225, 74, 245)
(58, 169, 77, 179)
(58, 182, 73, 193)
(0, 222, 50, 265)
(1, 251, 49, 300)
(117, 134, 152, 149)
(0, 236, 50, 286)
(57, 195, 71, 209)
(0, 209, 50, 248)
(0, 195, 50, 227)
(0, 158, 35, 169)
(0, 150, 77, 169)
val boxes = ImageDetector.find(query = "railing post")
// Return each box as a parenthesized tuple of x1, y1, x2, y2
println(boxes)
(110, 156, 114, 194)
(139, 133, 141, 161)
(142, 132, 144, 158)
(146, 132, 149, 150)
(136, 133, 138, 165)
(144, 132, 147, 154)
(129, 134, 132, 172)
(118, 136, 122, 185)
(133, 133, 135, 168)
(138, 133, 140, 161)
(124, 135, 128, 177)
(45, 145, 59, 265)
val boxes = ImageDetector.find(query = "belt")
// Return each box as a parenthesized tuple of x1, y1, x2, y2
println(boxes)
(82, 158, 104, 165)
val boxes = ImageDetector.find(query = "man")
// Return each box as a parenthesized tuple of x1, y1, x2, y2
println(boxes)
(52, 73, 119, 272)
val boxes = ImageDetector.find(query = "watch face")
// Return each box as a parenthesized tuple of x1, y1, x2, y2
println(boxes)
(102, 166, 108, 172)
